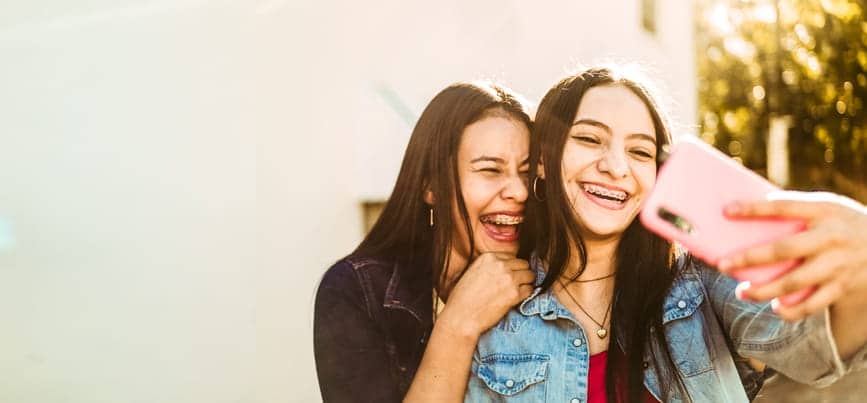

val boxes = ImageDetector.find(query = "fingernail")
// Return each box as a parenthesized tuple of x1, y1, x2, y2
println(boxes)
(770, 298, 781, 313)
(735, 281, 751, 301)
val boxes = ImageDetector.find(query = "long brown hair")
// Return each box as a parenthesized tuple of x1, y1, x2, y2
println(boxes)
(354, 81, 532, 297)
(523, 67, 688, 402)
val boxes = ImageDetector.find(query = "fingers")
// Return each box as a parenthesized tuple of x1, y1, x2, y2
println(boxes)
(725, 191, 840, 221)
(772, 282, 844, 321)
(719, 229, 830, 272)
(512, 269, 536, 286)
(739, 252, 839, 302)
(477, 252, 528, 267)
(489, 252, 518, 260)
(518, 284, 534, 300)
(469, 253, 528, 274)
(507, 258, 530, 271)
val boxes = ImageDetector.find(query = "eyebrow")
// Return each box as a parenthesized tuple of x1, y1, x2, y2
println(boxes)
(470, 156, 531, 165)
(470, 156, 504, 164)
(572, 118, 611, 132)
(627, 133, 657, 144)
(572, 118, 657, 144)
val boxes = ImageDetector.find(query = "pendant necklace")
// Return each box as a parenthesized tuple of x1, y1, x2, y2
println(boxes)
(557, 279, 612, 339)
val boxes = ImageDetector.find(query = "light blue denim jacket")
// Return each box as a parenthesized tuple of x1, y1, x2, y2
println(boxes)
(465, 255, 867, 402)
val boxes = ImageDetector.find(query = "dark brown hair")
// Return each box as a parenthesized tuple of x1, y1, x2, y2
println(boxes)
(523, 66, 688, 402)
(354, 81, 532, 296)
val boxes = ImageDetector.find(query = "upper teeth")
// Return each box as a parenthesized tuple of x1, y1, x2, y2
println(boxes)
(582, 183, 627, 201)
(481, 214, 523, 225)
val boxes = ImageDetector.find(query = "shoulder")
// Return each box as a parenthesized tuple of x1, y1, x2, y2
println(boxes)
(319, 255, 393, 286)
(671, 253, 733, 290)
(663, 254, 714, 322)
(676, 254, 741, 300)
(316, 255, 396, 305)
(317, 255, 392, 297)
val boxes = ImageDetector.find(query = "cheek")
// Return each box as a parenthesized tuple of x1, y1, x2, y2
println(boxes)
(561, 146, 597, 177)
(633, 163, 657, 194)
(459, 176, 494, 218)
(560, 162, 579, 183)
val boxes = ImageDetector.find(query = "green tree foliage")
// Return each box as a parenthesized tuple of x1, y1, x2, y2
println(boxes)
(696, 0, 867, 202)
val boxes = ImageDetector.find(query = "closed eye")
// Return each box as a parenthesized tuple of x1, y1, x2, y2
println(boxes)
(630, 149, 654, 159)
(477, 168, 501, 173)
(572, 135, 600, 144)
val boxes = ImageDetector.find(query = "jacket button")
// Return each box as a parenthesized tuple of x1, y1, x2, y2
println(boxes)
(643, 361, 649, 369)
(571, 398, 581, 403)
(572, 338, 583, 347)
(677, 300, 687, 309)
(505, 379, 515, 388)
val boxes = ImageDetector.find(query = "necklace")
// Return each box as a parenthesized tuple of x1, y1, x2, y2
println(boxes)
(562, 272, 615, 283)
(557, 279, 612, 339)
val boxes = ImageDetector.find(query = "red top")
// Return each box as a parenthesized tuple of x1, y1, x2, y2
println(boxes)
(587, 351, 658, 403)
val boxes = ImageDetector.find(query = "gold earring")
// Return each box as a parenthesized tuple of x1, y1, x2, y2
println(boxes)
(429, 208, 434, 227)
(532, 177, 546, 202)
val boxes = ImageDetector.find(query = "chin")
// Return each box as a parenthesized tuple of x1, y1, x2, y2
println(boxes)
(478, 241, 519, 255)
(581, 222, 631, 239)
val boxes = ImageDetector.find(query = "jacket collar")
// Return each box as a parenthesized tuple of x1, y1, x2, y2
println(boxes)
(518, 254, 574, 321)
(382, 259, 432, 325)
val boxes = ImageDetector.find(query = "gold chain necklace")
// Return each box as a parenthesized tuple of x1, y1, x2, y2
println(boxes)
(557, 279, 612, 339)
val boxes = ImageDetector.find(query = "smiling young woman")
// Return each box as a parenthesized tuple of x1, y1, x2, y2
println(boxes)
(465, 66, 867, 403)
(313, 81, 537, 403)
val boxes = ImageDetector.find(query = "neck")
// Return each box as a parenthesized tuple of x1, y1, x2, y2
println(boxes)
(436, 247, 468, 301)
(564, 234, 620, 281)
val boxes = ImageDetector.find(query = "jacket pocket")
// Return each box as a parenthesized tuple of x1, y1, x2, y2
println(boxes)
(476, 354, 549, 399)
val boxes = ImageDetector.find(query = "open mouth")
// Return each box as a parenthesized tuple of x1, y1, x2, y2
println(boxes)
(580, 183, 630, 209)
(479, 213, 523, 242)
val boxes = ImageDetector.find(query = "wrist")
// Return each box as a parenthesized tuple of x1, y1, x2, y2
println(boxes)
(435, 310, 481, 343)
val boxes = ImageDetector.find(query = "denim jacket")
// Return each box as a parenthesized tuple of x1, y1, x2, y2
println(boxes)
(314, 256, 433, 403)
(466, 255, 867, 402)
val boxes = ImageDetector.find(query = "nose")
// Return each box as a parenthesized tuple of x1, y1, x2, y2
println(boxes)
(597, 147, 629, 179)
(501, 172, 529, 202)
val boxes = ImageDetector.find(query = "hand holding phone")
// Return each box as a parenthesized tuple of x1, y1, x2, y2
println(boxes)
(639, 136, 813, 306)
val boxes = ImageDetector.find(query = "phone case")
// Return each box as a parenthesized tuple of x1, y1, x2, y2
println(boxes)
(639, 136, 812, 306)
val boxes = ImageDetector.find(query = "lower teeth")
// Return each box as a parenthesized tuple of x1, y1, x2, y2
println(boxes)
(590, 192, 622, 202)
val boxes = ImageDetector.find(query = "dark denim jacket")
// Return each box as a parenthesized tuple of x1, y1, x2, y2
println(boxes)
(314, 256, 433, 402)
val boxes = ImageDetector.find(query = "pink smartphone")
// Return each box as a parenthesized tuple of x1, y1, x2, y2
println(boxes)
(639, 136, 812, 306)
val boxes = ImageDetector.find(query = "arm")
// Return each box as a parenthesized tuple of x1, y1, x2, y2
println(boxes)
(403, 253, 534, 403)
(697, 262, 846, 386)
(718, 192, 867, 372)
(400, 310, 483, 402)
(314, 261, 402, 402)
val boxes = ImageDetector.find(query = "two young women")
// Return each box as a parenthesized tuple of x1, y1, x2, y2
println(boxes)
(314, 68, 867, 402)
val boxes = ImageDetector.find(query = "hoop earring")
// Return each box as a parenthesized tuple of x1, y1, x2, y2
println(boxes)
(429, 208, 434, 227)
(532, 177, 546, 202)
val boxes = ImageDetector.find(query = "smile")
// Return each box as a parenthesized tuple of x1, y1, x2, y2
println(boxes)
(580, 182, 631, 210)
(479, 213, 523, 242)
(480, 214, 524, 225)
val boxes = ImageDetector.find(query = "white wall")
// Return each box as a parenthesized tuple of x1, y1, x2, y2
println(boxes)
(1, 2, 260, 402)
(0, 1, 695, 402)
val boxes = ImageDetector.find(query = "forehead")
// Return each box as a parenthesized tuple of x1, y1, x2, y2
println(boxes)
(458, 116, 530, 157)
(574, 85, 655, 135)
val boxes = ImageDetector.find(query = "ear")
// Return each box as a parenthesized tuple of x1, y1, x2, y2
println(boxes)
(423, 189, 435, 206)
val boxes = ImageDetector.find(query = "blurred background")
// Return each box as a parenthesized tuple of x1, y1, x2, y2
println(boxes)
(0, 0, 863, 402)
